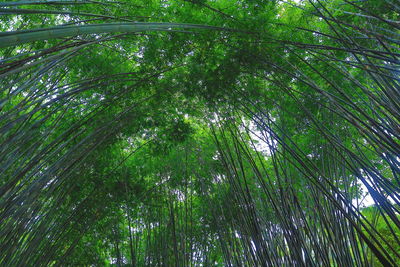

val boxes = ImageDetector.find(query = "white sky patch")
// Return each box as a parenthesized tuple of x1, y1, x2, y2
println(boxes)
(352, 181, 375, 208)
(248, 121, 274, 156)
(246, 121, 384, 208)
(172, 188, 186, 201)
(352, 181, 397, 208)
(352, 169, 398, 208)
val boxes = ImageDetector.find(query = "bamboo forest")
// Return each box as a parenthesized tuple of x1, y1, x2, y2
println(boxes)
(0, 0, 399, 266)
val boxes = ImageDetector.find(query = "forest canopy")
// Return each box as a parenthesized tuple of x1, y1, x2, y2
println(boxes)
(0, 0, 399, 266)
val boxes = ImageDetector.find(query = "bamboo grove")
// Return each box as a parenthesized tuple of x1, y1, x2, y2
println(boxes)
(0, 0, 399, 266)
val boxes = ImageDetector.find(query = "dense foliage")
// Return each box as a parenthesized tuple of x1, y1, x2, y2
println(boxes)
(0, 0, 399, 266)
